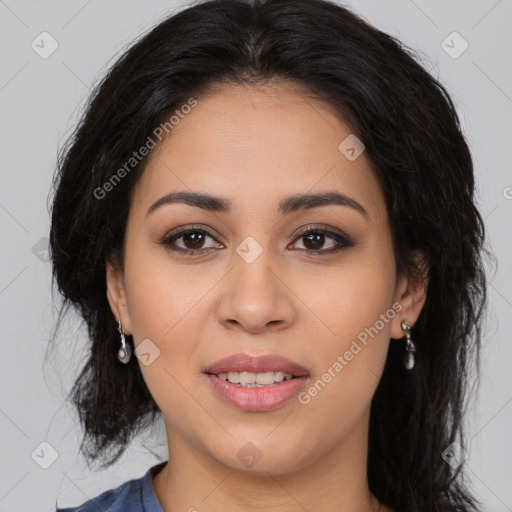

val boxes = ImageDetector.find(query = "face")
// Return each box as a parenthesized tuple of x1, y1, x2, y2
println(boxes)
(107, 82, 425, 475)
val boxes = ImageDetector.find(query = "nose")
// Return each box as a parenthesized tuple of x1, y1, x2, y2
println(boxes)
(216, 244, 295, 335)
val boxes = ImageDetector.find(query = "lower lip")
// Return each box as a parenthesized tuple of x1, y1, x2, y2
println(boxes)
(206, 374, 309, 412)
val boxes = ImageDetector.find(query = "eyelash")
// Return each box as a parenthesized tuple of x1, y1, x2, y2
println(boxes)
(160, 224, 353, 257)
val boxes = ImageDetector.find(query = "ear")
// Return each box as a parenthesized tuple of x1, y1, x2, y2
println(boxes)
(390, 251, 429, 340)
(106, 259, 132, 335)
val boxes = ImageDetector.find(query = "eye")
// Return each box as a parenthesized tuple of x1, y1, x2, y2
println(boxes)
(160, 226, 222, 255)
(289, 225, 353, 255)
(160, 224, 353, 256)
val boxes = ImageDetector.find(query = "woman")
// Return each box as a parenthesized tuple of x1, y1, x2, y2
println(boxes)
(49, 0, 489, 510)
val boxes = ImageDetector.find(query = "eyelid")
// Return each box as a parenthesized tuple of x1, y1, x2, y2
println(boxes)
(161, 224, 221, 243)
(291, 223, 351, 242)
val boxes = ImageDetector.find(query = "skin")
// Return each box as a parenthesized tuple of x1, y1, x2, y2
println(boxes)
(106, 81, 428, 512)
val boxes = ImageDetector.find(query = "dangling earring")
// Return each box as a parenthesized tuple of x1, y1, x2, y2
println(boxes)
(117, 320, 132, 364)
(401, 320, 416, 370)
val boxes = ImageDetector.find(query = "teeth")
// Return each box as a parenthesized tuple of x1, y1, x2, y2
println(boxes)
(216, 371, 295, 386)
(227, 371, 239, 383)
(240, 372, 256, 385)
(274, 371, 285, 383)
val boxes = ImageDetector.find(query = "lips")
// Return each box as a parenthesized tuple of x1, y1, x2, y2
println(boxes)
(203, 353, 310, 377)
(203, 353, 310, 412)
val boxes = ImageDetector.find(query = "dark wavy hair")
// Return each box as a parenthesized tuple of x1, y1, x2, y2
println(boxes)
(48, 0, 490, 510)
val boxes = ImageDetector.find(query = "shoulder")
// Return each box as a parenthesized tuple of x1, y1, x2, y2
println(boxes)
(56, 461, 167, 512)
(56, 477, 140, 512)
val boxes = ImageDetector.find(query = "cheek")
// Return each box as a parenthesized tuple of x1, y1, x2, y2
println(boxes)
(122, 236, 203, 339)
(122, 245, 206, 418)
(295, 245, 396, 406)
(303, 248, 396, 351)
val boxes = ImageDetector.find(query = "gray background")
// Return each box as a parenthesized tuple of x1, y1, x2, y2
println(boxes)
(0, 0, 511, 510)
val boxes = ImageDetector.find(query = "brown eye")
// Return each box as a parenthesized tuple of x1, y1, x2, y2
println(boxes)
(290, 227, 353, 255)
(178, 231, 208, 250)
(161, 227, 222, 255)
(160, 225, 353, 257)
(302, 231, 328, 251)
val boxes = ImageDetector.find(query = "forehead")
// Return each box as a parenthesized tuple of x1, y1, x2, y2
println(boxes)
(130, 83, 387, 225)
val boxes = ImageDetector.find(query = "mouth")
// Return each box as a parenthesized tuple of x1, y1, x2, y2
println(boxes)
(203, 353, 310, 411)
(203, 352, 309, 383)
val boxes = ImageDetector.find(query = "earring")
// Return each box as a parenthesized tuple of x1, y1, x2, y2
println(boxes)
(117, 320, 132, 364)
(401, 320, 416, 370)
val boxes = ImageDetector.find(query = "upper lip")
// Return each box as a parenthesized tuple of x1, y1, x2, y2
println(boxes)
(204, 353, 310, 377)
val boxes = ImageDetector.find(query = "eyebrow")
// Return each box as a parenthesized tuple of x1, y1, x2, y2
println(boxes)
(146, 190, 368, 219)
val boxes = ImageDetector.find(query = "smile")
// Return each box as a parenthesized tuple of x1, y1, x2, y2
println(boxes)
(215, 371, 295, 387)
